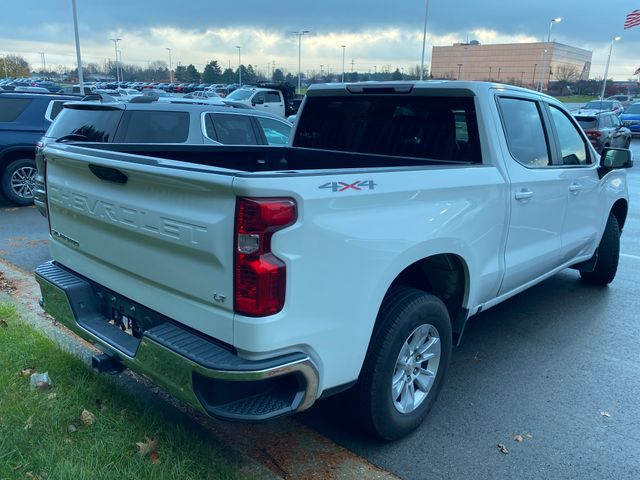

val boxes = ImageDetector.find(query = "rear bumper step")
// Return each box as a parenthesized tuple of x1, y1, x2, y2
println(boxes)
(35, 261, 319, 421)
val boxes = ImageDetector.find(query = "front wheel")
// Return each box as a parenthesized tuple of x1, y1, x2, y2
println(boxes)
(355, 287, 452, 440)
(580, 213, 620, 285)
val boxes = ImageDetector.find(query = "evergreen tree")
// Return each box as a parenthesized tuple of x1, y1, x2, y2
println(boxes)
(175, 65, 187, 82)
(185, 64, 200, 82)
(201, 60, 222, 83)
(392, 68, 403, 80)
(221, 68, 236, 84)
(273, 69, 285, 82)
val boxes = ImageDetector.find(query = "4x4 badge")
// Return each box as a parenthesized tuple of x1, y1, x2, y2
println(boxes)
(318, 180, 377, 193)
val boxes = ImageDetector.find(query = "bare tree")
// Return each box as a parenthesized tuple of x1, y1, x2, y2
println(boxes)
(554, 64, 579, 83)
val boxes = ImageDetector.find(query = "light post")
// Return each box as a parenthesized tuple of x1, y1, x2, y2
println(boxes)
(71, 0, 84, 91)
(110, 37, 121, 82)
(166, 47, 172, 82)
(538, 17, 562, 91)
(600, 36, 621, 100)
(117, 50, 123, 80)
(236, 46, 241, 86)
(419, 0, 430, 80)
(293, 30, 310, 94)
(341, 45, 346, 83)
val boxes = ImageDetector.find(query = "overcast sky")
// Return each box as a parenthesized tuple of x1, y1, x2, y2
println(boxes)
(1, 0, 639, 79)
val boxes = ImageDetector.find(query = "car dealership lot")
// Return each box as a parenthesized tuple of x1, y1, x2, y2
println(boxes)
(1, 138, 639, 479)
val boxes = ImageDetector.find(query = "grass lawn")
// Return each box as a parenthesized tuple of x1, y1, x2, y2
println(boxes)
(0, 303, 237, 480)
(555, 95, 596, 104)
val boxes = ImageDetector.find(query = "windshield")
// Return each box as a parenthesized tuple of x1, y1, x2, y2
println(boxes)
(584, 101, 613, 110)
(226, 89, 254, 101)
(624, 104, 640, 114)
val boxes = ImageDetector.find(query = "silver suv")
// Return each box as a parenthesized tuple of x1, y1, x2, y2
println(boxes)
(34, 99, 292, 215)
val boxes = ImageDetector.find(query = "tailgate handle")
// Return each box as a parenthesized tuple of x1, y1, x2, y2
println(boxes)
(88, 164, 128, 184)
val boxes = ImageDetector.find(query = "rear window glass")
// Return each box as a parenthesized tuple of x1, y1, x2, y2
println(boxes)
(47, 107, 122, 142)
(292, 95, 481, 162)
(115, 111, 189, 143)
(205, 113, 259, 145)
(0, 97, 33, 122)
(575, 116, 598, 129)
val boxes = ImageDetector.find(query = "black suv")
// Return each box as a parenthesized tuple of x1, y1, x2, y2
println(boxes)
(34, 98, 293, 215)
(573, 111, 632, 153)
(0, 92, 79, 205)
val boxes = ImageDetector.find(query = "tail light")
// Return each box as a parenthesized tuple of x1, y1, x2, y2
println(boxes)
(585, 129, 601, 138)
(234, 197, 297, 316)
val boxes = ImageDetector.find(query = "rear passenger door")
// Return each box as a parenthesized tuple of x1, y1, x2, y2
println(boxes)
(497, 96, 567, 295)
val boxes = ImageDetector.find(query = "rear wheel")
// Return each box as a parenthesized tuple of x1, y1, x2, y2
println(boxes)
(580, 213, 620, 285)
(1, 158, 37, 206)
(355, 287, 452, 440)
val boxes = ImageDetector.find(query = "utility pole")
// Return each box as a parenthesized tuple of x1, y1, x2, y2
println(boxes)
(341, 45, 346, 83)
(420, 0, 430, 80)
(166, 47, 173, 82)
(236, 46, 241, 86)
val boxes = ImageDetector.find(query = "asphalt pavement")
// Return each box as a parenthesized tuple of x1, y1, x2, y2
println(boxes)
(1, 139, 639, 479)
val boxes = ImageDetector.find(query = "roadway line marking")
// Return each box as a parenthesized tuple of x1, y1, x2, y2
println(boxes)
(621, 253, 640, 261)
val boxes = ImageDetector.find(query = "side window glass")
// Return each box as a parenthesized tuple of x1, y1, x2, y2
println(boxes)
(549, 106, 590, 166)
(256, 117, 291, 145)
(210, 114, 258, 145)
(498, 97, 550, 167)
(266, 92, 281, 103)
(119, 111, 189, 143)
(253, 92, 266, 104)
(0, 98, 32, 122)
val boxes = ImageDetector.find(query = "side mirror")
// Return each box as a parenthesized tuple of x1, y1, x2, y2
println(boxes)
(598, 148, 633, 178)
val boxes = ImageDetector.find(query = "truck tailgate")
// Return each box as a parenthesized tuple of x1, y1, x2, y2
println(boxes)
(44, 144, 237, 344)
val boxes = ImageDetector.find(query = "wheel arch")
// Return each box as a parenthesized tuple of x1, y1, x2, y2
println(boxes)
(611, 198, 628, 233)
(0, 146, 36, 174)
(382, 253, 471, 345)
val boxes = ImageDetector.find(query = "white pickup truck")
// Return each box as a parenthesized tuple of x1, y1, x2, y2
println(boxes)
(35, 81, 631, 440)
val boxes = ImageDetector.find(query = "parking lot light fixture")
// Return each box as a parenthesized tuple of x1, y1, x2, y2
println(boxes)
(420, 0, 430, 80)
(166, 47, 172, 82)
(600, 36, 621, 101)
(236, 46, 242, 86)
(294, 30, 310, 94)
(341, 45, 346, 83)
(538, 17, 562, 91)
(71, 0, 84, 91)
(110, 37, 121, 82)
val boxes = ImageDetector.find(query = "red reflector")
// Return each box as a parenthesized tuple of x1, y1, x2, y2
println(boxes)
(585, 129, 601, 138)
(234, 197, 296, 317)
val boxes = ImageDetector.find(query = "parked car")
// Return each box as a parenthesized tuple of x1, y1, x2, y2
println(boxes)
(620, 102, 640, 136)
(184, 90, 221, 100)
(0, 91, 78, 205)
(33, 99, 293, 215)
(605, 95, 634, 107)
(573, 110, 632, 152)
(35, 81, 631, 441)
(575, 100, 624, 116)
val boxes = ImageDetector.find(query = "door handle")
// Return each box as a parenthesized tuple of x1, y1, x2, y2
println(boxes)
(514, 190, 534, 201)
(569, 184, 583, 193)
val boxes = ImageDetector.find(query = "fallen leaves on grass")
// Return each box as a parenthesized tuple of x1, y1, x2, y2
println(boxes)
(80, 409, 96, 427)
(497, 443, 509, 454)
(19, 368, 35, 377)
(137, 437, 161, 464)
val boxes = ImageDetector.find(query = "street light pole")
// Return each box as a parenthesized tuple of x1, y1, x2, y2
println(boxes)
(600, 36, 621, 100)
(419, 0, 430, 80)
(341, 45, 346, 83)
(294, 30, 310, 94)
(110, 37, 121, 82)
(236, 46, 241, 86)
(538, 17, 562, 91)
(71, 0, 84, 91)
(166, 47, 173, 82)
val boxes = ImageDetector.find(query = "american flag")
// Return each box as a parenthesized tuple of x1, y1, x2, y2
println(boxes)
(624, 9, 640, 29)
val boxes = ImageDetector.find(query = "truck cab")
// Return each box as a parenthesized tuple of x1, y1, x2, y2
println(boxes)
(225, 87, 285, 117)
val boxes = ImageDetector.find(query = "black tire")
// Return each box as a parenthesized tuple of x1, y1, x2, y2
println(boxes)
(355, 287, 452, 440)
(1, 158, 37, 206)
(580, 213, 620, 285)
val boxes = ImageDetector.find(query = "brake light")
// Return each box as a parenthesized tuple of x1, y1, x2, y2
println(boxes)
(585, 129, 601, 138)
(234, 197, 296, 316)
